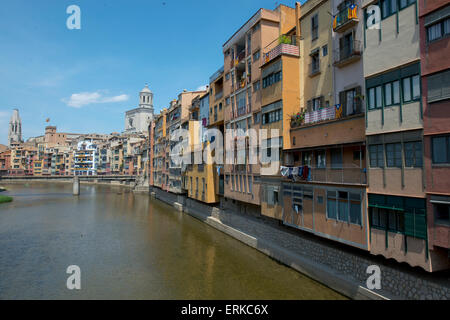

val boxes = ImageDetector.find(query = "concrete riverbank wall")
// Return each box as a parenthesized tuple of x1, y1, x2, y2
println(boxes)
(150, 187, 450, 300)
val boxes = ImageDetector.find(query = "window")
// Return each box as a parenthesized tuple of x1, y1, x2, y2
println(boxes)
(253, 80, 261, 92)
(316, 150, 326, 168)
(253, 50, 260, 62)
(381, 0, 397, 19)
(367, 63, 420, 109)
(330, 148, 343, 168)
(386, 143, 402, 167)
(327, 190, 362, 225)
(254, 112, 260, 124)
(302, 151, 312, 166)
(226, 97, 230, 105)
(432, 135, 450, 164)
(427, 69, 450, 103)
(371, 208, 404, 233)
(225, 73, 230, 81)
(311, 51, 320, 74)
(384, 80, 400, 106)
(262, 71, 282, 88)
(327, 191, 337, 220)
(434, 204, 450, 226)
(368, 85, 382, 109)
(353, 150, 365, 161)
(402, 75, 421, 102)
(427, 22, 443, 42)
(262, 109, 282, 125)
(266, 186, 279, 205)
(404, 141, 422, 167)
(399, 0, 415, 9)
(311, 14, 318, 40)
(322, 45, 328, 56)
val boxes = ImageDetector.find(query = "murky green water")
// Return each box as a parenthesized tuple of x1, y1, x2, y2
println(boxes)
(0, 182, 345, 300)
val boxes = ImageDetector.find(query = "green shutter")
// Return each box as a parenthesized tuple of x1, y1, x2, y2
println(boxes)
(404, 211, 427, 240)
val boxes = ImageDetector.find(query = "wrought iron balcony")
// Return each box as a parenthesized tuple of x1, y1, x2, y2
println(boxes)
(333, 4, 359, 33)
(334, 40, 362, 67)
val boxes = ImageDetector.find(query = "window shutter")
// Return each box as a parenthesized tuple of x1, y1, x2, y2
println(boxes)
(339, 36, 345, 59)
(443, 70, 450, 101)
(428, 74, 440, 102)
(339, 91, 346, 110)
(355, 86, 362, 113)
(320, 96, 325, 108)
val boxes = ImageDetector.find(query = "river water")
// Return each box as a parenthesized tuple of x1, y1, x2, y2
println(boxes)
(0, 182, 345, 300)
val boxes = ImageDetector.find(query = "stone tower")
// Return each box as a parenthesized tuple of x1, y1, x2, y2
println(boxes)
(139, 84, 154, 110)
(124, 84, 155, 135)
(8, 109, 23, 147)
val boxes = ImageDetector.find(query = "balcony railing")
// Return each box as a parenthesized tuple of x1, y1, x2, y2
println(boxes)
(334, 40, 362, 67)
(263, 35, 299, 65)
(282, 166, 367, 185)
(333, 4, 359, 33)
(292, 102, 363, 128)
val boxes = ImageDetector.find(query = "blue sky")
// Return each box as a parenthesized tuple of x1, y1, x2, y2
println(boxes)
(0, 0, 304, 145)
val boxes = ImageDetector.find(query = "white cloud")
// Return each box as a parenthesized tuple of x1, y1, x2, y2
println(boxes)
(62, 91, 129, 108)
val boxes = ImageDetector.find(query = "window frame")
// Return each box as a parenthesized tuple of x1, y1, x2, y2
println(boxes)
(432, 135, 450, 164)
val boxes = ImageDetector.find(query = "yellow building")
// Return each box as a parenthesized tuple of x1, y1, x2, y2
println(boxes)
(152, 109, 168, 189)
(298, 0, 334, 113)
(184, 98, 219, 204)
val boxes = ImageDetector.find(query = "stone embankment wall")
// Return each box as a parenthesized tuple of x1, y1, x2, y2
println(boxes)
(150, 187, 450, 300)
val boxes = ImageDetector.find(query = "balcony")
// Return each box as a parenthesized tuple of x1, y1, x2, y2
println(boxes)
(291, 103, 363, 128)
(333, 4, 359, 33)
(282, 166, 367, 185)
(334, 40, 362, 68)
(234, 103, 251, 118)
(263, 35, 299, 65)
(235, 50, 246, 66)
(309, 61, 320, 77)
(209, 66, 224, 83)
(215, 91, 223, 101)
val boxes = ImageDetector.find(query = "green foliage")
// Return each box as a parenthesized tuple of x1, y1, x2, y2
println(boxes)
(0, 195, 13, 204)
(279, 35, 292, 45)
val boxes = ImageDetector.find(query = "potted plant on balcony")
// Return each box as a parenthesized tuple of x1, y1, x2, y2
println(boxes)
(279, 34, 292, 45)
(290, 110, 306, 128)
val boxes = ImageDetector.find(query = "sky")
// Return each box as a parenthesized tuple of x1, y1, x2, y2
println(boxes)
(0, 0, 306, 145)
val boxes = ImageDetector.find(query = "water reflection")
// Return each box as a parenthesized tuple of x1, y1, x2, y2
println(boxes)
(0, 182, 345, 300)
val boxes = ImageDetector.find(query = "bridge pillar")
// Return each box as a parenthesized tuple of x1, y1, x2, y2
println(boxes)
(73, 176, 80, 196)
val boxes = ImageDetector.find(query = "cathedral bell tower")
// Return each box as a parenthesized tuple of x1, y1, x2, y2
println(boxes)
(8, 108, 23, 147)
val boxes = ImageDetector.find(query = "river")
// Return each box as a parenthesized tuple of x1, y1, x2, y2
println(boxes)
(0, 182, 345, 300)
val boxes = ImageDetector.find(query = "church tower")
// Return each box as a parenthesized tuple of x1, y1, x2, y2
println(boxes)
(139, 84, 154, 111)
(8, 109, 23, 147)
(124, 84, 155, 135)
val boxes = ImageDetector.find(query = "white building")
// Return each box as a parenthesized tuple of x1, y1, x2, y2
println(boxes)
(8, 109, 23, 147)
(124, 85, 154, 135)
(73, 140, 99, 176)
